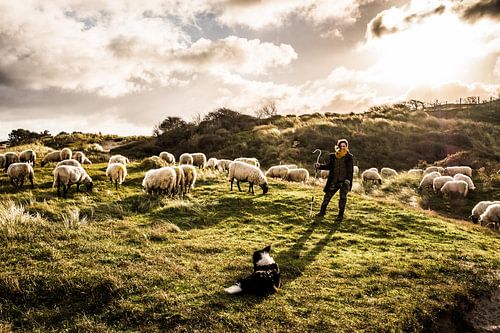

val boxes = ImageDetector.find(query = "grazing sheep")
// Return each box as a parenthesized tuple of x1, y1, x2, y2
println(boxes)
(7, 163, 34, 189)
(217, 159, 233, 172)
(381, 167, 398, 178)
(4, 152, 19, 170)
(0, 154, 5, 169)
(445, 166, 472, 177)
(73, 151, 92, 164)
(19, 149, 36, 165)
(440, 180, 468, 199)
(171, 165, 186, 196)
(41, 151, 62, 167)
(57, 159, 82, 168)
(453, 173, 475, 191)
(109, 154, 130, 165)
(265, 165, 289, 179)
(235, 157, 260, 168)
(159, 151, 175, 164)
(419, 171, 441, 191)
(106, 163, 127, 190)
(478, 203, 500, 229)
(319, 170, 329, 179)
(424, 166, 445, 174)
(282, 164, 298, 169)
(470, 201, 500, 223)
(180, 164, 197, 194)
(408, 168, 424, 176)
(432, 176, 453, 193)
(179, 153, 193, 165)
(206, 157, 218, 170)
(142, 167, 177, 195)
(367, 167, 378, 173)
(60, 148, 72, 160)
(362, 170, 382, 185)
(285, 168, 309, 183)
(228, 161, 268, 194)
(52, 165, 93, 198)
(191, 153, 207, 169)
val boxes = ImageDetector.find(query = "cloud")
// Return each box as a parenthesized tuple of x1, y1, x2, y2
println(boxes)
(460, 0, 500, 23)
(406, 81, 500, 103)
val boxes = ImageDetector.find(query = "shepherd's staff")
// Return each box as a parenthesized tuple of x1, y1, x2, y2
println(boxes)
(309, 149, 322, 218)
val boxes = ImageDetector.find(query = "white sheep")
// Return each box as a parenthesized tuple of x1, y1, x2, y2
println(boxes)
(362, 170, 382, 185)
(424, 166, 445, 174)
(265, 165, 289, 179)
(206, 157, 218, 170)
(60, 148, 72, 160)
(191, 153, 207, 169)
(7, 163, 34, 189)
(381, 167, 398, 178)
(445, 166, 472, 177)
(319, 170, 330, 179)
(109, 154, 130, 165)
(180, 164, 197, 194)
(432, 176, 453, 193)
(41, 150, 62, 167)
(0, 154, 5, 169)
(142, 167, 177, 195)
(367, 167, 378, 173)
(217, 159, 233, 172)
(179, 153, 193, 165)
(478, 203, 500, 229)
(419, 171, 441, 191)
(285, 168, 309, 183)
(52, 165, 93, 198)
(470, 201, 500, 223)
(235, 157, 260, 168)
(57, 159, 82, 168)
(440, 180, 468, 199)
(106, 163, 127, 190)
(228, 161, 268, 194)
(159, 151, 175, 164)
(282, 164, 298, 169)
(4, 152, 19, 170)
(19, 149, 36, 165)
(453, 173, 475, 191)
(408, 168, 424, 176)
(73, 151, 92, 165)
(171, 165, 186, 196)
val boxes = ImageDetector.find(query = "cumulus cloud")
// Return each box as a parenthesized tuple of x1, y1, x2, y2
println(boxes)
(406, 81, 500, 103)
(459, 0, 500, 23)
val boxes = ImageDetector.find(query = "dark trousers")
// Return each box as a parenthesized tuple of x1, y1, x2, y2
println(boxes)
(319, 181, 348, 215)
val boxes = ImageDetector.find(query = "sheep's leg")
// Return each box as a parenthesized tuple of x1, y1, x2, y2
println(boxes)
(237, 180, 242, 192)
(76, 182, 80, 192)
(57, 179, 61, 197)
(63, 185, 69, 198)
(249, 182, 254, 194)
(115, 180, 118, 190)
(10, 178, 17, 188)
(230, 178, 234, 191)
(29, 175, 34, 189)
(19, 177, 24, 189)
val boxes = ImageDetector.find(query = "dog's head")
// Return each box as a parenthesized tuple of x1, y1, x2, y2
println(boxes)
(252, 245, 275, 269)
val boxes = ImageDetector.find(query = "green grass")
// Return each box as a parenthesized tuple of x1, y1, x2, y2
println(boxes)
(0, 162, 499, 332)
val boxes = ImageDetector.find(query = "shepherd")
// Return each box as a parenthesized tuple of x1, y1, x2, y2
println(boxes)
(314, 139, 354, 222)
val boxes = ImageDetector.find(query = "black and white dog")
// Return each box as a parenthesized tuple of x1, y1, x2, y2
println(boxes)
(225, 245, 281, 296)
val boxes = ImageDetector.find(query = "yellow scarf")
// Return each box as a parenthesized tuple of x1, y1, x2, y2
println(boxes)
(335, 148, 349, 159)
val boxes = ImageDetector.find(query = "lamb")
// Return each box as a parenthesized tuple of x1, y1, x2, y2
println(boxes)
(265, 165, 289, 179)
(432, 176, 453, 193)
(4, 152, 19, 170)
(109, 154, 130, 165)
(179, 153, 193, 165)
(206, 157, 218, 170)
(159, 151, 175, 164)
(381, 167, 398, 178)
(60, 147, 72, 160)
(19, 149, 36, 165)
(191, 153, 207, 169)
(106, 163, 127, 190)
(217, 159, 233, 172)
(362, 170, 382, 184)
(7, 163, 34, 189)
(142, 167, 177, 195)
(41, 151, 62, 167)
(445, 166, 472, 177)
(424, 166, 445, 174)
(57, 159, 82, 168)
(73, 151, 92, 164)
(453, 173, 475, 191)
(228, 161, 268, 194)
(180, 164, 197, 194)
(470, 201, 500, 223)
(235, 157, 260, 168)
(408, 168, 424, 176)
(285, 168, 309, 183)
(478, 203, 500, 229)
(171, 165, 186, 196)
(52, 165, 93, 198)
(418, 171, 441, 191)
(440, 180, 468, 199)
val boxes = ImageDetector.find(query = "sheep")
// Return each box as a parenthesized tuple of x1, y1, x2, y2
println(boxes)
(440, 180, 468, 199)
(362, 170, 382, 185)
(319, 170, 329, 179)
(19, 149, 36, 165)
(445, 166, 472, 177)
(180, 164, 197, 194)
(235, 157, 260, 168)
(159, 151, 175, 164)
(432, 176, 453, 193)
(353, 165, 359, 177)
(60, 147, 72, 160)
(418, 171, 441, 191)
(109, 154, 130, 165)
(73, 151, 92, 165)
(41, 150, 63, 167)
(478, 203, 500, 229)
(283, 164, 298, 169)
(171, 165, 186, 196)
(367, 167, 378, 173)
(106, 163, 127, 190)
(7, 163, 34, 189)
(206, 157, 218, 170)
(381, 167, 398, 178)
(408, 168, 424, 176)
(217, 159, 233, 172)
(470, 201, 500, 223)
(453, 173, 475, 191)
(265, 165, 289, 179)
(4, 152, 19, 170)
(0, 154, 5, 169)
(191, 153, 207, 169)
(285, 168, 309, 183)
(142, 167, 177, 195)
(179, 153, 193, 165)
(424, 166, 445, 174)
(52, 165, 93, 198)
(228, 161, 268, 194)
(57, 159, 82, 168)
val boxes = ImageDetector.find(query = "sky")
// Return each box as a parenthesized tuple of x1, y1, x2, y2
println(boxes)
(1, 0, 499, 139)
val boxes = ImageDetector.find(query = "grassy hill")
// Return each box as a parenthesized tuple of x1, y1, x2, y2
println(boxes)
(0, 162, 499, 332)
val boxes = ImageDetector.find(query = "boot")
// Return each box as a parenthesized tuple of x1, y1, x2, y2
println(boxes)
(335, 199, 346, 222)
(315, 202, 328, 217)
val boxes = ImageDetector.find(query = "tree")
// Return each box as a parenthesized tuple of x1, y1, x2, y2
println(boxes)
(7, 129, 43, 146)
(153, 117, 188, 136)
(255, 101, 278, 119)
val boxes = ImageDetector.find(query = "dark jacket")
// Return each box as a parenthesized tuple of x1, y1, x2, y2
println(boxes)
(318, 152, 354, 192)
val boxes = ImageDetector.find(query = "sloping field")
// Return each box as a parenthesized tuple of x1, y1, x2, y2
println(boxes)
(0, 162, 498, 332)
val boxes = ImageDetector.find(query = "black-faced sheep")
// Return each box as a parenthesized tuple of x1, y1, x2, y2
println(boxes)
(453, 173, 475, 191)
(478, 203, 500, 229)
(228, 161, 268, 194)
(440, 180, 468, 199)
(19, 149, 36, 165)
(52, 165, 93, 198)
(73, 151, 92, 164)
(7, 163, 34, 189)
(381, 167, 398, 178)
(362, 170, 382, 185)
(4, 152, 19, 170)
(41, 151, 62, 167)
(285, 168, 309, 183)
(470, 201, 500, 223)
(265, 166, 289, 179)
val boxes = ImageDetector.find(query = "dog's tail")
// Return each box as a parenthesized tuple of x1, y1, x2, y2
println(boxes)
(224, 283, 243, 294)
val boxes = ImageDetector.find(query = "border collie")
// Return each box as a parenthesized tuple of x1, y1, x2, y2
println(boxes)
(224, 245, 281, 296)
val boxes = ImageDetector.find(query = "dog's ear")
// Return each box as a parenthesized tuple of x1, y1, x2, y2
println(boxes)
(263, 245, 271, 253)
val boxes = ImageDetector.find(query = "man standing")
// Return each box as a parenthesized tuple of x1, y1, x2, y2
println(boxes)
(314, 139, 354, 222)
